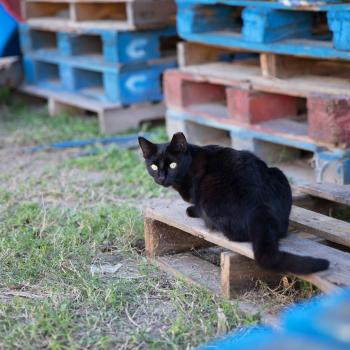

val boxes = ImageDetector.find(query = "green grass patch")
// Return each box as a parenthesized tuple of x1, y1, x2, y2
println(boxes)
(0, 201, 250, 349)
(66, 145, 168, 199)
(1, 103, 99, 146)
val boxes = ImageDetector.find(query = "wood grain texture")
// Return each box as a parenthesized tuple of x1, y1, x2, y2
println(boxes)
(260, 53, 350, 79)
(290, 206, 350, 248)
(156, 252, 221, 294)
(144, 217, 212, 258)
(297, 183, 350, 206)
(181, 61, 350, 99)
(220, 251, 280, 298)
(146, 201, 350, 292)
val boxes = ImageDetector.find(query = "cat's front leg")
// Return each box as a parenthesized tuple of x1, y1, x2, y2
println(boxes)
(173, 184, 192, 203)
(186, 206, 200, 218)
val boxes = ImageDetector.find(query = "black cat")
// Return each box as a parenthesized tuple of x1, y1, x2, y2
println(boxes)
(138, 132, 329, 274)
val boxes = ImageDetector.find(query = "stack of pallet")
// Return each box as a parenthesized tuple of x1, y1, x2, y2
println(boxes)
(19, 0, 177, 133)
(164, 0, 350, 184)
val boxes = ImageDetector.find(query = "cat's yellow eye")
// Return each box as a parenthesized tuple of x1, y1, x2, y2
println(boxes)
(169, 162, 177, 169)
(150, 164, 158, 171)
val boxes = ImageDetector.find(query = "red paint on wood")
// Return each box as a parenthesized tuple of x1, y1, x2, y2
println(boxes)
(226, 87, 298, 124)
(164, 70, 184, 108)
(182, 81, 226, 107)
(308, 96, 350, 147)
(164, 70, 226, 109)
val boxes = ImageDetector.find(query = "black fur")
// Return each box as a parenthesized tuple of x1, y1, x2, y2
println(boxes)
(139, 133, 330, 274)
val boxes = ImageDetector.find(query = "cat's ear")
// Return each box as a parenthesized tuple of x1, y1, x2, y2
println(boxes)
(138, 137, 157, 158)
(169, 132, 188, 153)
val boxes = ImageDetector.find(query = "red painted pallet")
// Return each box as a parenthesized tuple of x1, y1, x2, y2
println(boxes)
(164, 63, 350, 149)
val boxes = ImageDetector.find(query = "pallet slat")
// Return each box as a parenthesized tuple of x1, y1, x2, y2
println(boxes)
(23, 0, 176, 30)
(290, 206, 350, 248)
(19, 84, 165, 134)
(176, 1, 350, 60)
(297, 183, 350, 206)
(157, 252, 221, 294)
(146, 201, 350, 293)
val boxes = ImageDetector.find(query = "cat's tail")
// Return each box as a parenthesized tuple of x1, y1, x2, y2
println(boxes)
(249, 207, 329, 274)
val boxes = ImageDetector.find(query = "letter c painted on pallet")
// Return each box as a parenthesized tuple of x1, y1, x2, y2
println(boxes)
(126, 38, 148, 59)
(125, 75, 147, 93)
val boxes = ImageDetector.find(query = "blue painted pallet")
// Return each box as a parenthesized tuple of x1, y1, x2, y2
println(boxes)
(167, 108, 350, 184)
(176, 1, 350, 60)
(177, 0, 350, 11)
(19, 24, 177, 66)
(23, 55, 176, 104)
(199, 289, 350, 350)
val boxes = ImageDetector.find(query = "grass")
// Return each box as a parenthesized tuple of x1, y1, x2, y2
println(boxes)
(0, 201, 249, 349)
(0, 101, 256, 349)
(0, 95, 99, 146)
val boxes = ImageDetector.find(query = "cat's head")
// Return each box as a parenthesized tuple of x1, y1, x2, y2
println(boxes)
(138, 132, 191, 187)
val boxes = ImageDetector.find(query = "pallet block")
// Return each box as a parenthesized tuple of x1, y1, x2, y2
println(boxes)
(22, 55, 176, 104)
(0, 56, 22, 88)
(19, 84, 165, 134)
(176, 1, 350, 60)
(22, 0, 176, 30)
(308, 96, 350, 148)
(145, 200, 350, 295)
(19, 24, 177, 66)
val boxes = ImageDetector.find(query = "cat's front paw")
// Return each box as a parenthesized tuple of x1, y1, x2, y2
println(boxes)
(186, 206, 200, 218)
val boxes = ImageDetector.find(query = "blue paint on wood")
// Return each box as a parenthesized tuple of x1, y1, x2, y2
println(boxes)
(242, 7, 313, 43)
(177, 2, 241, 34)
(176, 0, 350, 11)
(22, 55, 176, 104)
(328, 11, 350, 50)
(176, 1, 350, 59)
(167, 108, 350, 184)
(19, 24, 177, 65)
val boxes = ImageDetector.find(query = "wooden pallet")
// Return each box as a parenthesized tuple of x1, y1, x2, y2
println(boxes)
(178, 41, 350, 85)
(145, 193, 350, 298)
(20, 24, 178, 66)
(22, 55, 176, 104)
(297, 182, 350, 206)
(178, 42, 350, 98)
(0, 56, 22, 88)
(22, 0, 176, 30)
(176, 0, 350, 60)
(19, 84, 165, 134)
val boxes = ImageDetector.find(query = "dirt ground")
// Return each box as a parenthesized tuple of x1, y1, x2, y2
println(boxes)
(0, 99, 317, 349)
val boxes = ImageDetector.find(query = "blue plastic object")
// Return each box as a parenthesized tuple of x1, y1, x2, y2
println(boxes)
(0, 4, 20, 57)
(198, 290, 350, 350)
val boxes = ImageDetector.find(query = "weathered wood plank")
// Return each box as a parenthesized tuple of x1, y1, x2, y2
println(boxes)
(260, 53, 350, 79)
(144, 217, 212, 258)
(178, 41, 235, 68)
(0, 57, 22, 88)
(99, 102, 165, 134)
(146, 201, 350, 293)
(290, 205, 350, 248)
(157, 252, 221, 294)
(297, 183, 350, 206)
(182, 62, 350, 99)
